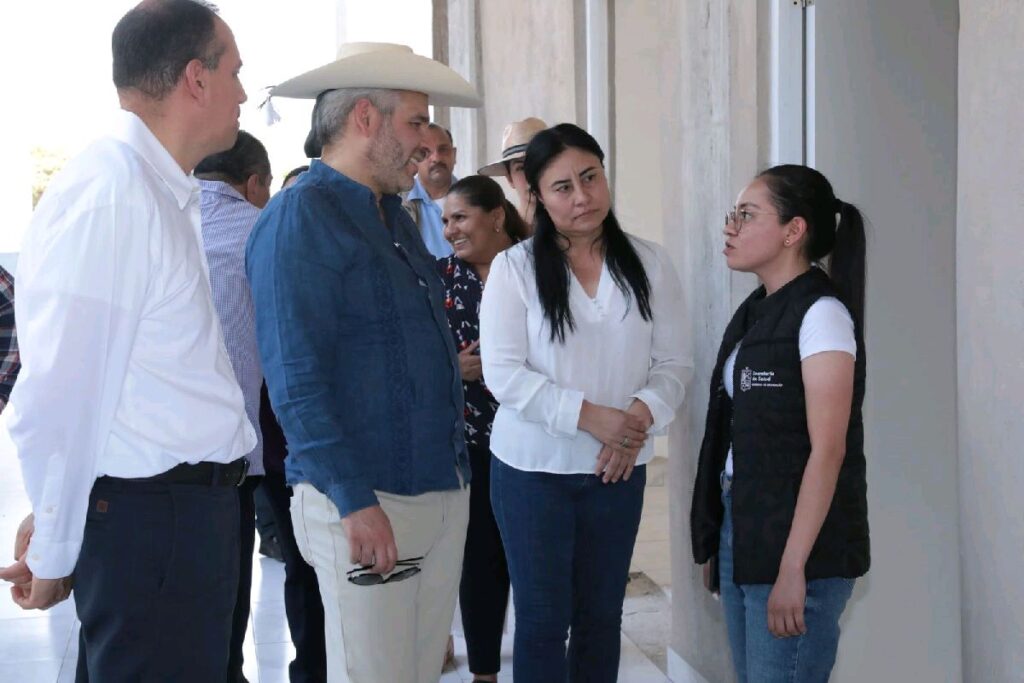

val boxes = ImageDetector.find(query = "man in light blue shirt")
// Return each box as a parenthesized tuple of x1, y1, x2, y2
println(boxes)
(403, 122, 457, 257)
(196, 130, 271, 683)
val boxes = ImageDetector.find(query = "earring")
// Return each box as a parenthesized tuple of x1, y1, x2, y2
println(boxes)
(495, 223, 502, 233)
(784, 239, 792, 246)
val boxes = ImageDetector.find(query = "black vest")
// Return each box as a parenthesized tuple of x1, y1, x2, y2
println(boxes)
(690, 268, 870, 584)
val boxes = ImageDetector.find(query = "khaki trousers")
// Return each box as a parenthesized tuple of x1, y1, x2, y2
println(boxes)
(292, 482, 470, 683)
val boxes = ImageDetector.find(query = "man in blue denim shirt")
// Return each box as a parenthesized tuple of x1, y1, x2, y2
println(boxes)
(246, 43, 481, 683)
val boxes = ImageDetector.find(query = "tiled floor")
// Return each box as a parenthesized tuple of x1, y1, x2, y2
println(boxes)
(0, 416, 671, 682)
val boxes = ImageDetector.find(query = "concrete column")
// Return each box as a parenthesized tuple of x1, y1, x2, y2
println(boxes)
(446, 0, 486, 178)
(662, 2, 764, 680)
(956, 2, 1024, 680)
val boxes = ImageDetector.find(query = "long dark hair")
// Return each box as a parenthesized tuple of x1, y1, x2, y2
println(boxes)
(447, 175, 529, 242)
(758, 164, 867, 326)
(524, 123, 652, 342)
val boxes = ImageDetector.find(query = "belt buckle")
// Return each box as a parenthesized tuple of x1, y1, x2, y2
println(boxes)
(235, 458, 250, 487)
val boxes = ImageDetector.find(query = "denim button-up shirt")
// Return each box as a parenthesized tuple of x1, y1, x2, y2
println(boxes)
(246, 161, 469, 518)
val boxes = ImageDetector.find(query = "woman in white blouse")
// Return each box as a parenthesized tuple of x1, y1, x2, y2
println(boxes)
(479, 123, 693, 682)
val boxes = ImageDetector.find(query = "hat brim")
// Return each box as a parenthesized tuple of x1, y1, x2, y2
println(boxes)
(271, 51, 482, 107)
(478, 151, 525, 177)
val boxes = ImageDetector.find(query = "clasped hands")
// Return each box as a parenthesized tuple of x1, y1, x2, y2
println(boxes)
(0, 514, 73, 610)
(579, 399, 654, 483)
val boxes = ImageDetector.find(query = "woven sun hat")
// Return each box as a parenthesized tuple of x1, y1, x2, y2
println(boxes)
(478, 117, 548, 176)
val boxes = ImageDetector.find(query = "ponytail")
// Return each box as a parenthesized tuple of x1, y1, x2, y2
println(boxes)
(501, 197, 529, 242)
(831, 200, 867, 328)
(758, 164, 868, 327)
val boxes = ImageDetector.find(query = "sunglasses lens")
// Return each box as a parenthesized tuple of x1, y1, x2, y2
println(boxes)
(349, 573, 382, 586)
(389, 566, 421, 583)
(347, 565, 422, 586)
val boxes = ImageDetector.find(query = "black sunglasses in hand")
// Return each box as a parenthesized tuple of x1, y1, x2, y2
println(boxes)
(346, 557, 424, 586)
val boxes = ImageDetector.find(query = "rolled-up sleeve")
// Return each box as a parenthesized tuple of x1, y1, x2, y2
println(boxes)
(246, 202, 378, 518)
(479, 253, 584, 438)
(629, 247, 694, 433)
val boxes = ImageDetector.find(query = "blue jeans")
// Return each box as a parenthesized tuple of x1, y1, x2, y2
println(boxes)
(719, 480, 854, 683)
(490, 457, 646, 683)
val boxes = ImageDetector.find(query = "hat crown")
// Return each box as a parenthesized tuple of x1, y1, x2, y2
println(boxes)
(501, 117, 548, 156)
(334, 42, 415, 60)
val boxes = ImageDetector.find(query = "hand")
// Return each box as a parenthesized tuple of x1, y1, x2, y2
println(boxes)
(458, 340, 482, 382)
(626, 399, 654, 431)
(13, 514, 34, 562)
(0, 514, 37, 593)
(340, 505, 398, 575)
(703, 560, 720, 598)
(767, 565, 807, 638)
(594, 444, 640, 483)
(578, 401, 649, 452)
(10, 576, 73, 610)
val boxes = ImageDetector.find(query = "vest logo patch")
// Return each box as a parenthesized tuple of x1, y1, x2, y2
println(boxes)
(740, 367, 783, 391)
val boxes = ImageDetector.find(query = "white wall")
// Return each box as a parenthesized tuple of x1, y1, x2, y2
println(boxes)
(612, 0, 665, 246)
(809, 2, 962, 681)
(956, 2, 1024, 680)
(663, 1, 964, 681)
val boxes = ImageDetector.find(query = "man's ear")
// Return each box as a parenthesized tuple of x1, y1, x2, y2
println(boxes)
(244, 173, 261, 202)
(349, 98, 378, 138)
(181, 59, 207, 102)
(451, 147, 458, 167)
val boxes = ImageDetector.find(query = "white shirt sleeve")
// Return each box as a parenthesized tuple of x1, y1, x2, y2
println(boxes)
(629, 246, 694, 433)
(799, 297, 857, 360)
(480, 252, 585, 438)
(9, 202, 149, 579)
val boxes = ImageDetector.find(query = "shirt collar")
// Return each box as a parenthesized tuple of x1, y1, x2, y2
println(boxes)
(408, 176, 431, 202)
(308, 159, 404, 213)
(198, 178, 247, 203)
(109, 109, 198, 210)
(408, 175, 458, 203)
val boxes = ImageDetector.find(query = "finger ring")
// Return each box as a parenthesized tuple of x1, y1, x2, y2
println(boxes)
(620, 436, 630, 448)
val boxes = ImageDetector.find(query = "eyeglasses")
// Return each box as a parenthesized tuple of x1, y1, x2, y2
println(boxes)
(346, 557, 424, 586)
(725, 208, 779, 232)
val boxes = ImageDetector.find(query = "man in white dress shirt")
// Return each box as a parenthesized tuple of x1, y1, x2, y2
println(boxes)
(0, 1, 255, 680)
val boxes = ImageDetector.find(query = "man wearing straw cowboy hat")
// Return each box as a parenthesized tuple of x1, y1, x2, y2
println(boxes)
(478, 116, 548, 227)
(246, 42, 481, 683)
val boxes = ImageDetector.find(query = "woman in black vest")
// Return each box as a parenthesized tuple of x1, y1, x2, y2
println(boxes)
(691, 165, 868, 682)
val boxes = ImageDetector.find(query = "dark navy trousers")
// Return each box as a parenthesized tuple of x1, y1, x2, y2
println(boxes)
(74, 475, 240, 682)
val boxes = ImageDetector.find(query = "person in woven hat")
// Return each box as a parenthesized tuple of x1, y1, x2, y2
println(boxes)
(478, 117, 547, 228)
(246, 42, 481, 683)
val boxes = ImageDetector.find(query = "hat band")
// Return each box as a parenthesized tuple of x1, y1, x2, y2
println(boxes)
(501, 143, 528, 159)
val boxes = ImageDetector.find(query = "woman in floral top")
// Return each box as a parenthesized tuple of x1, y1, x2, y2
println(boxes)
(438, 175, 528, 683)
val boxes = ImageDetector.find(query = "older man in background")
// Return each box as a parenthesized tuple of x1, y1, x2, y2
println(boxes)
(403, 122, 458, 257)
(195, 130, 272, 683)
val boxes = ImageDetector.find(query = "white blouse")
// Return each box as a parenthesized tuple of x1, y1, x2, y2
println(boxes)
(479, 235, 694, 474)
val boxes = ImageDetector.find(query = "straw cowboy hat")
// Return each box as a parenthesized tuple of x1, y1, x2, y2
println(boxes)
(478, 117, 548, 176)
(269, 42, 482, 107)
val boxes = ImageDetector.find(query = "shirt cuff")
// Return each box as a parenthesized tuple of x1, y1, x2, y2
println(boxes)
(25, 536, 81, 580)
(551, 388, 585, 438)
(326, 480, 381, 519)
(630, 389, 675, 435)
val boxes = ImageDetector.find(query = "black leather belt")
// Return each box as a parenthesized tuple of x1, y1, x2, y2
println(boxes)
(105, 458, 250, 487)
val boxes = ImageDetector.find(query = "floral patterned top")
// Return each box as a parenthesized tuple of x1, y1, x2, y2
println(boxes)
(437, 255, 499, 447)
